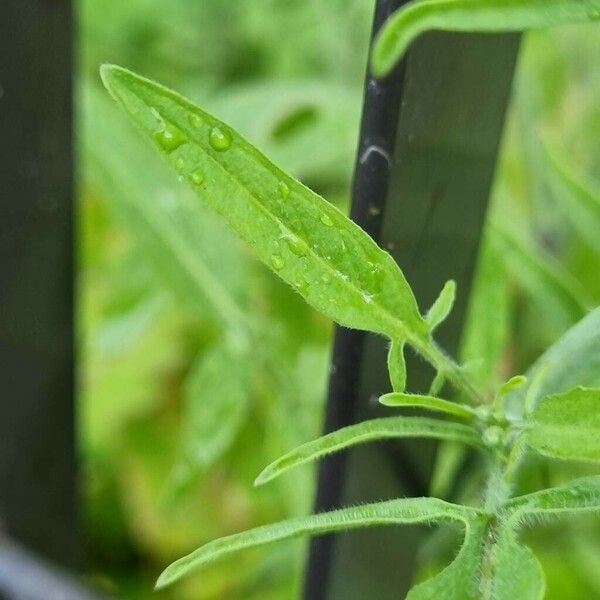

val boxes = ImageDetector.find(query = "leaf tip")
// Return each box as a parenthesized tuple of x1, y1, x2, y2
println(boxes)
(254, 469, 272, 487)
(155, 568, 175, 591)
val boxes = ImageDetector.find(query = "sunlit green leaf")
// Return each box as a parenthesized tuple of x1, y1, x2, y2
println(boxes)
(426, 280, 456, 333)
(255, 416, 484, 486)
(100, 64, 428, 343)
(156, 496, 481, 589)
(387, 339, 407, 392)
(525, 388, 600, 462)
(379, 392, 474, 420)
(372, 0, 600, 77)
(505, 475, 600, 520)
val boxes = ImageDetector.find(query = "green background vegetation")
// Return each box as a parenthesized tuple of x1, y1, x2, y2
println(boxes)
(79, 1, 600, 597)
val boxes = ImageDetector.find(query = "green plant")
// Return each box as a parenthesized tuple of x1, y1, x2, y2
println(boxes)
(99, 1, 600, 597)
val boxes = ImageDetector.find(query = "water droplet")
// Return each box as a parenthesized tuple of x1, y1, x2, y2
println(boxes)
(278, 181, 290, 199)
(320, 213, 334, 227)
(271, 254, 285, 270)
(362, 292, 374, 304)
(154, 123, 187, 153)
(190, 169, 204, 185)
(189, 114, 202, 128)
(321, 274, 331, 283)
(368, 204, 381, 216)
(284, 235, 306, 256)
(175, 157, 185, 170)
(209, 126, 232, 151)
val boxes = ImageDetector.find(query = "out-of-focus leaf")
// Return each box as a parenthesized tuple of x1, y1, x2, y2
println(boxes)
(426, 280, 456, 333)
(156, 497, 482, 589)
(461, 239, 511, 389)
(387, 339, 407, 392)
(506, 475, 600, 519)
(545, 146, 600, 256)
(372, 0, 600, 77)
(490, 224, 591, 333)
(506, 308, 600, 417)
(100, 65, 428, 343)
(379, 393, 474, 420)
(171, 341, 252, 493)
(525, 388, 600, 461)
(254, 417, 484, 486)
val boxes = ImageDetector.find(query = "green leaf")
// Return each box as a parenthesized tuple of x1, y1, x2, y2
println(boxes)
(156, 496, 481, 589)
(407, 516, 486, 599)
(255, 416, 484, 485)
(486, 526, 545, 600)
(525, 387, 600, 462)
(499, 375, 527, 397)
(505, 475, 600, 521)
(372, 0, 600, 77)
(408, 517, 545, 599)
(170, 341, 251, 493)
(100, 64, 428, 343)
(379, 392, 474, 420)
(426, 280, 456, 332)
(506, 308, 600, 417)
(387, 339, 407, 392)
(490, 224, 591, 334)
(545, 146, 600, 256)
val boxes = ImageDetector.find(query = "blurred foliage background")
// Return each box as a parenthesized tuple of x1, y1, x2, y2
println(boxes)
(78, 1, 600, 598)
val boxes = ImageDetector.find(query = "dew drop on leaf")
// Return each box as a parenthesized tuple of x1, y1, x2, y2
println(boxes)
(284, 235, 306, 257)
(278, 181, 290, 199)
(175, 157, 185, 170)
(154, 123, 187, 153)
(320, 213, 334, 227)
(271, 254, 285, 270)
(209, 126, 232, 151)
(189, 114, 202, 128)
(190, 169, 204, 185)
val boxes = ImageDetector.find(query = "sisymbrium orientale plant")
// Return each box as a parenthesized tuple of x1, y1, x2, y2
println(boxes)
(100, 0, 600, 597)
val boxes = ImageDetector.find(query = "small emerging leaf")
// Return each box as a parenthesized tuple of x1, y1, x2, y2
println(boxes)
(379, 392, 474, 420)
(387, 339, 407, 392)
(372, 0, 600, 77)
(100, 64, 428, 343)
(526, 387, 600, 462)
(426, 279, 456, 332)
(505, 475, 600, 522)
(499, 375, 527, 397)
(255, 416, 484, 485)
(156, 497, 481, 589)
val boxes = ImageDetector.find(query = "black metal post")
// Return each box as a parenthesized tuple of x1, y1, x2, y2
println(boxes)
(0, 0, 78, 568)
(304, 1, 520, 598)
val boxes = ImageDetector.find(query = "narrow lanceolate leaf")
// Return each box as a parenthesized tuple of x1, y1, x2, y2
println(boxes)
(372, 0, 600, 76)
(505, 308, 600, 418)
(426, 280, 456, 332)
(156, 497, 481, 589)
(387, 339, 407, 392)
(505, 475, 600, 522)
(545, 146, 600, 256)
(100, 65, 428, 343)
(255, 416, 484, 485)
(525, 387, 600, 462)
(379, 392, 474, 420)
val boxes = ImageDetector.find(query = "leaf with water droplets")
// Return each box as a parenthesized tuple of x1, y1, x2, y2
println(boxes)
(156, 496, 481, 589)
(379, 392, 475, 420)
(525, 387, 600, 462)
(100, 64, 428, 343)
(426, 279, 456, 332)
(254, 416, 484, 486)
(372, 0, 600, 77)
